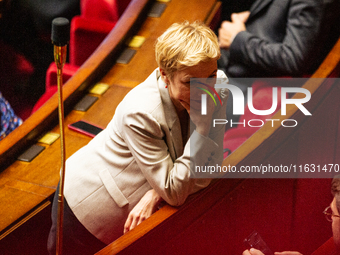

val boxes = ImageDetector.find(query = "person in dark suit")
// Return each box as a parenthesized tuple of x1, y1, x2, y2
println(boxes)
(217, 0, 340, 125)
(218, 0, 327, 78)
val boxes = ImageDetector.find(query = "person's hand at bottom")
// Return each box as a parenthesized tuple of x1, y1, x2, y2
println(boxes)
(243, 248, 265, 255)
(275, 252, 303, 255)
(124, 189, 162, 233)
(243, 249, 303, 255)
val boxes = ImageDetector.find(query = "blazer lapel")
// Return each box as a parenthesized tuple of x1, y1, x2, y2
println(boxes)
(248, 0, 274, 21)
(157, 71, 183, 160)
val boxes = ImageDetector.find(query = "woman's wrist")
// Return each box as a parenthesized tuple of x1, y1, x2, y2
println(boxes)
(147, 189, 163, 206)
(195, 123, 211, 137)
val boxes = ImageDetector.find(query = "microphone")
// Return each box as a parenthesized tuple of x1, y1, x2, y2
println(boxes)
(52, 17, 69, 255)
(52, 17, 70, 69)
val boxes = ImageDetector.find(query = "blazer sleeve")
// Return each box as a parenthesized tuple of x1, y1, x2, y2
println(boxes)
(119, 88, 228, 206)
(229, 0, 323, 76)
(190, 85, 229, 178)
(119, 110, 209, 206)
(118, 71, 228, 206)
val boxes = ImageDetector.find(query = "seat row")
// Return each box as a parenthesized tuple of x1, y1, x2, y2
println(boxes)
(32, 0, 131, 112)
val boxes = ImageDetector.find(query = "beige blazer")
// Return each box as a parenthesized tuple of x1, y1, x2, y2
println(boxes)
(64, 68, 229, 244)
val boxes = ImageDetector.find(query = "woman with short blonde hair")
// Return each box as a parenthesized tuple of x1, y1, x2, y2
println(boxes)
(48, 21, 228, 255)
(155, 21, 221, 78)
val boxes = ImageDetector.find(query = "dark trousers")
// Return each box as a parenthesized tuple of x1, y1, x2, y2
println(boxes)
(47, 183, 106, 255)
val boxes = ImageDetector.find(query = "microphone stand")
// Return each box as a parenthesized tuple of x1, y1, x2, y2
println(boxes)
(55, 43, 67, 255)
(51, 17, 69, 255)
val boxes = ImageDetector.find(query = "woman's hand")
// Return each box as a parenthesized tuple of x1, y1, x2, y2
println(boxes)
(124, 189, 163, 233)
(275, 252, 303, 255)
(242, 249, 303, 255)
(189, 93, 216, 137)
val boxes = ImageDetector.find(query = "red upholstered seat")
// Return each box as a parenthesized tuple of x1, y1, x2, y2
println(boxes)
(0, 41, 35, 120)
(223, 81, 283, 157)
(32, 63, 78, 113)
(70, 0, 131, 66)
(69, 16, 116, 66)
(33, 0, 131, 113)
(80, 0, 120, 22)
(45, 63, 79, 91)
(223, 127, 256, 158)
(31, 86, 58, 113)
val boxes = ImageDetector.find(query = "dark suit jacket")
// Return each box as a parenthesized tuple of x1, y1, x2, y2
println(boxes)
(221, 0, 324, 77)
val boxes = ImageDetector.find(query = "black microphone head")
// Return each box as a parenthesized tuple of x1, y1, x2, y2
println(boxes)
(51, 17, 70, 46)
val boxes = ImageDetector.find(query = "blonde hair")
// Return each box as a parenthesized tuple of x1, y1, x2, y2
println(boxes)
(155, 21, 220, 79)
